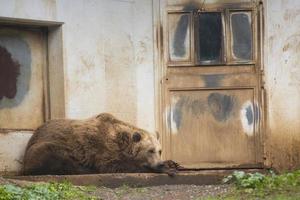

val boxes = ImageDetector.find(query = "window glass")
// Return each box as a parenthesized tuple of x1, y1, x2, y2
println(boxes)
(231, 12, 252, 61)
(197, 12, 223, 64)
(168, 13, 191, 62)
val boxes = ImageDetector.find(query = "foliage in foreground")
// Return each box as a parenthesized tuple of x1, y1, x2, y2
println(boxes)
(220, 169, 300, 199)
(0, 181, 99, 200)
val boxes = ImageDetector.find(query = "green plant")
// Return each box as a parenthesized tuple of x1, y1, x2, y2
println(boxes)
(223, 171, 265, 189)
(223, 169, 300, 198)
(0, 181, 99, 200)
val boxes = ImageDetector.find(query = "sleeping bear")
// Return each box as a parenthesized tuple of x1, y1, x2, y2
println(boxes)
(23, 113, 180, 176)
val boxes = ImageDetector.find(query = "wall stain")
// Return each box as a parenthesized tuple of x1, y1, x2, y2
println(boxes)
(0, 46, 20, 100)
(190, 99, 206, 116)
(254, 103, 259, 124)
(207, 93, 235, 122)
(171, 96, 206, 130)
(201, 74, 224, 88)
(0, 35, 32, 109)
(172, 97, 185, 130)
(283, 34, 300, 89)
(80, 55, 95, 70)
(284, 9, 300, 21)
(291, 138, 300, 169)
(282, 43, 290, 52)
(245, 105, 253, 125)
(136, 40, 148, 64)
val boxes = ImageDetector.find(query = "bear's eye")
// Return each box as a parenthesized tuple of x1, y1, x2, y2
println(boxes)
(132, 132, 141, 142)
(148, 149, 155, 154)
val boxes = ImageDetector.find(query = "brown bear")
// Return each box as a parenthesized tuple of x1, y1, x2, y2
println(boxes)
(23, 113, 180, 176)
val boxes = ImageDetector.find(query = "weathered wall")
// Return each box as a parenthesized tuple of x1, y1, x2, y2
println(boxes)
(0, 0, 155, 173)
(264, 0, 300, 170)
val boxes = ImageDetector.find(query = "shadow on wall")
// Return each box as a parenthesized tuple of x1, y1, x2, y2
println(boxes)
(0, 36, 31, 109)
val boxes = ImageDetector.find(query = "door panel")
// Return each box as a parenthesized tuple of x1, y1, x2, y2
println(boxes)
(168, 89, 257, 168)
(160, 1, 263, 168)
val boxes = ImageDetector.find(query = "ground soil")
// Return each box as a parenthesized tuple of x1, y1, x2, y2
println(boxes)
(90, 184, 232, 200)
(0, 176, 231, 200)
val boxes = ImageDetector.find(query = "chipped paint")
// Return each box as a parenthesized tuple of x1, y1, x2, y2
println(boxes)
(170, 96, 184, 133)
(240, 101, 254, 136)
(170, 109, 179, 135)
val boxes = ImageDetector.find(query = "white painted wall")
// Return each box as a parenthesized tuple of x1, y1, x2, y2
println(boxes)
(264, 0, 300, 170)
(0, 0, 155, 173)
(0, 0, 155, 128)
(0, 132, 32, 174)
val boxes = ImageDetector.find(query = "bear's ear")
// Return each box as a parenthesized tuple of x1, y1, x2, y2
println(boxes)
(132, 132, 141, 143)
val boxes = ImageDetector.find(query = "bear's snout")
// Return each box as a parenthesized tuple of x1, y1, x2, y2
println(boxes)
(143, 161, 164, 171)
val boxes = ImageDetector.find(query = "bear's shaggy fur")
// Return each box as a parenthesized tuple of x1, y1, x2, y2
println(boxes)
(23, 113, 178, 175)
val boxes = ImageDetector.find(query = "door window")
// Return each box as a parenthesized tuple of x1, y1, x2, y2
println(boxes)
(197, 12, 224, 64)
(168, 13, 192, 62)
(230, 11, 253, 61)
(167, 8, 254, 66)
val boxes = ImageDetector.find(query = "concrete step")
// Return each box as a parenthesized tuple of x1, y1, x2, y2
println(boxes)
(7, 169, 265, 188)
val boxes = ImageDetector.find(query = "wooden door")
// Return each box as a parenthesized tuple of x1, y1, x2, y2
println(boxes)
(158, 1, 264, 168)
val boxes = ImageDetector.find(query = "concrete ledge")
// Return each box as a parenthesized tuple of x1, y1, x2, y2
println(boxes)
(8, 169, 265, 188)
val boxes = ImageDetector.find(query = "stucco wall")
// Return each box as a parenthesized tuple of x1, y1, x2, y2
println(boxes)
(0, 0, 155, 173)
(264, 0, 300, 170)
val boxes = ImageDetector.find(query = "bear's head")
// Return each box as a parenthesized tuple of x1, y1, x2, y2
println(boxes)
(116, 127, 163, 171)
(131, 131, 163, 170)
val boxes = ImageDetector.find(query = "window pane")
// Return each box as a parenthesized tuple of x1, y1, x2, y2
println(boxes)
(197, 12, 223, 64)
(168, 13, 191, 62)
(231, 12, 252, 61)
